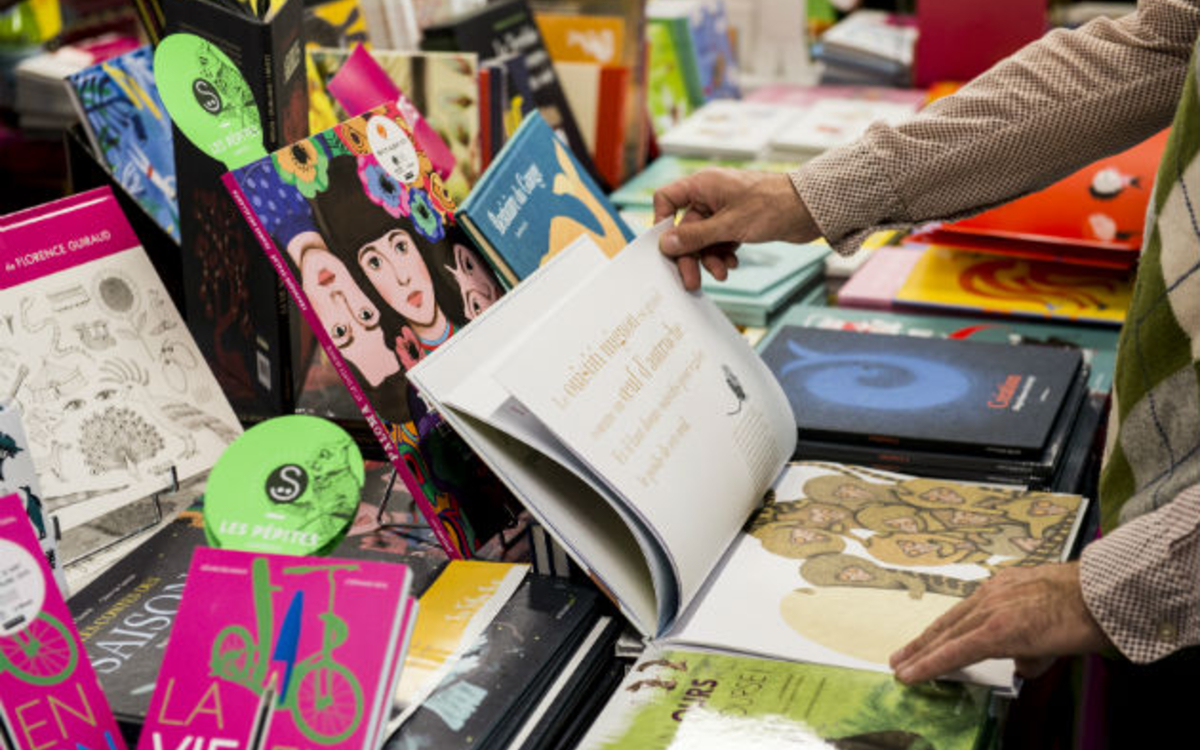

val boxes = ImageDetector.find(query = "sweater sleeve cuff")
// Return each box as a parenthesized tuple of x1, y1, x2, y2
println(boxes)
(1079, 485, 1200, 663)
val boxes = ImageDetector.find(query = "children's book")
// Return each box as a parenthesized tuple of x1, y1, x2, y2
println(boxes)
(408, 222, 1089, 691)
(645, 13, 704, 137)
(768, 97, 919, 156)
(701, 240, 829, 298)
(535, 11, 626, 66)
(223, 101, 513, 560)
(835, 243, 926, 310)
(0, 187, 243, 531)
(703, 261, 825, 327)
(65, 45, 180, 243)
(457, 112, 634, 287)
(657, 99, 803, 159)
(420, 0, 599, 186)
(895, 246, 1134, 327)
(135, 548, 416, 750)
(758, 326, 1085, 459)
(576, 647, 992, 750)
(0, 406, 64, 593)
(608, 154, 794, 209)
(0, 493, 128, 750)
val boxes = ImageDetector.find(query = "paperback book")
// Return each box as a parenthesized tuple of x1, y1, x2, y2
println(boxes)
(0, 493, 128, 750)
(409, 222, 1089, 691)
(457, 112, 634, 287)
(0, 406, 64, 593)
(0, 187, 242, 531)
(223, 100, 513, 559)
(657, 99, 803, 159)
(135, 548, 417, 750)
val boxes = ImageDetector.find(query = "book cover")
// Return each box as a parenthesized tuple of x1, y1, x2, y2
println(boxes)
(0, 407, 63, 594)
(420, 0, 599, 186)
(135, 548, 414, 750)
(534, 12, 626, 66)
(759, 303, 1121, 396)
(65, 45, 179, 243)
(577, 647, 990, 750)
(701, 240, 829, 297)
(747, 82, 928, 108)
(310, 45, 480, 202)
(657, 99, 803, 159)
(835, 243, 926, 311)
(769, 97, 919, 156)
(758, 327, 1083, 457)
(703, 262, 825, 327)
(608, 154, 794, 209)
(895, 246, 1134, 326)
(684, 0, 740, 100)
(0, 187, 242, 531)
(388, 574, 604, 750)
(223, 100, 510, 559)
(0, 493, 128, 750)
(409, 224, 1090, 691)
(926, 129, 1170, 257)
(457, 112, 634, 286)
(645, 15, 702, 137)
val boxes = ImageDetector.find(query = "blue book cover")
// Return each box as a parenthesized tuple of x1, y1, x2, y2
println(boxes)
(67, 46, 179, 242)
(458, 112, 633, 286)
(689, 0, 741, 99)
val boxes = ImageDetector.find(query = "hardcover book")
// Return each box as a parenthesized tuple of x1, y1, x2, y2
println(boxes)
(457, 112, 634, 287)
(768, 97, 919, 156)
(657, 99, 803, 159)
(135, 548, 417, 750)
(0, 187, 242, 531)
(608, 154, 794, 209)
(577, 648, 991, 750)
(420, 0, 599, 186)
(0, 406, 64, 593)
(65, 45, 180, 243)
(223, 100, 512, 559)
(409, 222, 1089, 691)
(758, 326, 1084, 458)
(0, 493, 128, 750)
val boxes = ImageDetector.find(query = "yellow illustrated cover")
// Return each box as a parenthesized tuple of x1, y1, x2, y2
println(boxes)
(895, 245, 1132, 326)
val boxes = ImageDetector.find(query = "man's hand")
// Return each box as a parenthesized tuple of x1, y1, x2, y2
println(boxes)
(653, 169, 820, 290)
(889, 562, 1112, 684)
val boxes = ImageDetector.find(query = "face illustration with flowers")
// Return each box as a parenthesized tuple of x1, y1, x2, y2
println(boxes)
(357, 228, 448, 342)
(446, 243, 501, 319)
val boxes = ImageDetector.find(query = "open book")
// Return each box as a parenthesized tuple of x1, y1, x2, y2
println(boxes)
(408, 222, 1089, 690)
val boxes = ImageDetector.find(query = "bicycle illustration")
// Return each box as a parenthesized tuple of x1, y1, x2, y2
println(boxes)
(210, 559, 364, 745)
(0, 612, 78, 686)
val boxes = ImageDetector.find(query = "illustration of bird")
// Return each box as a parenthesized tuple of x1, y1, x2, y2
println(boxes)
(0, 431, 23, 481)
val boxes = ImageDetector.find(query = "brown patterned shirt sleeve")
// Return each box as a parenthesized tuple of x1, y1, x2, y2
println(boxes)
(791, 0, 1200, 254)
(1080, 484, 1200, 663)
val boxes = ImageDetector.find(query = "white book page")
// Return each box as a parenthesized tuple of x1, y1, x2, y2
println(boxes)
(667, 462, 1032, 689)
(492, 222, 796, 615)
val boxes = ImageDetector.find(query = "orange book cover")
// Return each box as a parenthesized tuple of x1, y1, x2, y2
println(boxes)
(596, 64, 630, 186)
(535, 11, 627, 65)
(895, 246, 1133, 326)
(935, 128, 1170, 254)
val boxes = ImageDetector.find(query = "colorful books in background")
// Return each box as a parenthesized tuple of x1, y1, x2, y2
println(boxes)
(835, 242, 926, 311)
(66, 45, 179, 242)
(0, 187, 242, 532)
(553, 60, 631, 189)
(410, 224, 1088, 690)
(0, 406, 64, 593)
(915, 129, 1170, 269)
(746, 82, 929, 108)
(421, 0, 600, 187)
(657, 99, 803, 158)
(481, 52, 539, 159)
(768, 97, 920, 157)
(608, 154, 794, 209)
(225, 100, 515, 560)
(701, 240, 830, 327)
(645, 12, 704, 136)
(458, 112, 634, 286)
(0, 494, 128, 750)
(812, 9, 916, 86)
(135, 548, 416, 750)
(896, 245, 1133, 326)
(577, 648, 991, 750)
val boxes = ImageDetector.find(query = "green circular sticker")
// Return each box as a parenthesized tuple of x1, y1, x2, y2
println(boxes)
(154, 33, 269, 170)
(205, 415, 364, 555)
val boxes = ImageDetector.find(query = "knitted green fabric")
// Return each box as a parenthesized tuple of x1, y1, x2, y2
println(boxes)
(1098, 53, 1200, 533)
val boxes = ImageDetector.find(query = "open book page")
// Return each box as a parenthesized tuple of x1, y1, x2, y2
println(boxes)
(490, 222, 797, 627)
(409, 240, 665, 635)
(667, 462, 1089, 689)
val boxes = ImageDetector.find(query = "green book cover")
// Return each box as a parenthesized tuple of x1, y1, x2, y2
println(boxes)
(578, 648, 992, 750)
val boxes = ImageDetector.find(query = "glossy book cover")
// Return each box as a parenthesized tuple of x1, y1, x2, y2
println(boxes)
(136, 548, 414, 750)
(0, 493, 128, 750)
(224, 100, 508, 559)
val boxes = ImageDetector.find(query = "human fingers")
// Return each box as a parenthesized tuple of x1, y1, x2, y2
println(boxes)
(654, 174, 706, 224)
(893, 613, 999, 684)
(701, 250, 731, 282)
(676, 254, 703, 291)
(889, 593, 981, 669)
(661, 210, 743, 258)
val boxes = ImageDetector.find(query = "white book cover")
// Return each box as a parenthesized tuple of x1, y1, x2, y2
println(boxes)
(770, 98, 919, 155)
(658, 100, 804, 158)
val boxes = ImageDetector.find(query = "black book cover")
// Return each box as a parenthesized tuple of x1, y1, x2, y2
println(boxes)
(388, 575, 603, 750)
(420, 0, 605, 189)
(759, 327, 1083, 458)
(163, 0, 308, 419)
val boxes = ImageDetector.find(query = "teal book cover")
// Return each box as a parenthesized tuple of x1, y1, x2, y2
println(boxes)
(458, 112, 633, 287)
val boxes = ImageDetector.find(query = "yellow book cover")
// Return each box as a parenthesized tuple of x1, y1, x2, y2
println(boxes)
(535, 12, 626, 65)
(895, 245, 1132, 326)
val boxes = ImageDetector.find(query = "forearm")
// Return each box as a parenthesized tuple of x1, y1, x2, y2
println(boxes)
(1080, 483, 1200, 663)
(793, 0, 1200, 253)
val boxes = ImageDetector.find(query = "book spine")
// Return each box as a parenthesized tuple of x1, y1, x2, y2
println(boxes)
(222, 173, 465, 559)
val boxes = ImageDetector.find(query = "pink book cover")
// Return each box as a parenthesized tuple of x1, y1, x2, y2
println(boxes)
(0, 493, 128, 750)
(835, 243, 926, 310)
(136, 548, 414, 750)
(747, 83, 928, 109)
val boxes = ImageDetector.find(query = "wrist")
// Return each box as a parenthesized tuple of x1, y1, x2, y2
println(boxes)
(759, 172, 818, 245)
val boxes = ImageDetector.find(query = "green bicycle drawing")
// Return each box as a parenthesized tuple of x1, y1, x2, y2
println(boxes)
(0, 611, 78, 686)
(210, 558, 365, 745)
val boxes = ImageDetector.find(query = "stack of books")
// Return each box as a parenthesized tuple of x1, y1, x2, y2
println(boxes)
(812, 9, 918, 86)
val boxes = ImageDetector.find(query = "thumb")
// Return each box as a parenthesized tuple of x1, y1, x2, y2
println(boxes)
(660, 212, 741, 258)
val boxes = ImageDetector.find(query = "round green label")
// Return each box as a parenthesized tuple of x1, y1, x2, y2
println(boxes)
(154, 33, 269, 170)
(205, 415, 364, 556)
